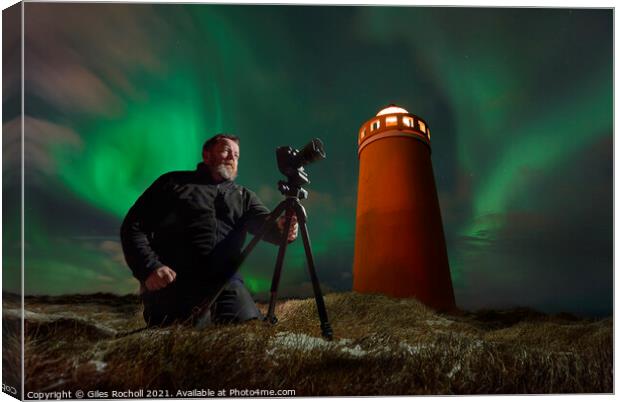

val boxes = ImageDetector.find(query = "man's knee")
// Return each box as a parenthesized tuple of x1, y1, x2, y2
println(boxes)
(140, 279, 261, 326)
(141, 286, 192, 326)
(211, 280, 262, 324)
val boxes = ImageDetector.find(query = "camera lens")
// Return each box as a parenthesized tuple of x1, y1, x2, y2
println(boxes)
(297, 138, 326, 166)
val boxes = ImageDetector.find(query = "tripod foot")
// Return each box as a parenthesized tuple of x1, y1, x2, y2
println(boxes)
(263, 315, 278, 325)
(321, 322, 333, 341)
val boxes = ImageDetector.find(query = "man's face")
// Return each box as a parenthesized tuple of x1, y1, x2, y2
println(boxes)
(203, 138, 240, 181)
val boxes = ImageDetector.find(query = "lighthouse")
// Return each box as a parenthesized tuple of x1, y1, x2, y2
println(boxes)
(352, 104, 456, 311)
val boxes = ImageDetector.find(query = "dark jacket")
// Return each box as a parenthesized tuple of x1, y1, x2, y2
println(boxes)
(120, 163, 280, 299)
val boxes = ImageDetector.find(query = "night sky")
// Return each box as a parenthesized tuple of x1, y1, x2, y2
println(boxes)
(3, 4, 613, 316)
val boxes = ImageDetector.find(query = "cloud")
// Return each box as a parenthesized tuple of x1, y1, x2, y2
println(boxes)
(256, 185, 340, 213)
(256, 185, 280, 206)
(28, 57, 123, 118)
(99, 240, 127, 266)
(22, 4, 168, 118)
(3, 116, 83, 177)
(23, 236, 139, 296)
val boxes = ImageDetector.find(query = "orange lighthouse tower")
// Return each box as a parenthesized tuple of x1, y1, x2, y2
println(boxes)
(352, 104, 456, 311)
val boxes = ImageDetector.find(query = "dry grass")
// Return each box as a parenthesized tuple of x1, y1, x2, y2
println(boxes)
(3, 292, 612, 396)
(3, 294, 22, 395)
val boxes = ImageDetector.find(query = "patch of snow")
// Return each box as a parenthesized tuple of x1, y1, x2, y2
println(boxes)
(5, 309, 55, 321)
(273, 332, 330, 351)
(267, 332, 459, 360)
(341, 344, 367, 357)
(399, 341, 427, 355)
(267, 332, 367, 358)
(90, 360, 107, 372)
(5, 309, 117, 337)
(447, 363, 461, 379)
(336, 338, 353, 346)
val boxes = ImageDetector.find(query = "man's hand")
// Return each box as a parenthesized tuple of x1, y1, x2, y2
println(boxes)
(277, 214, 299, 242)
(145, 266, 177, 292)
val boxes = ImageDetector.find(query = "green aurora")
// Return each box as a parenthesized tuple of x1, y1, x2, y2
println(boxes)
(3, 5, 612, 315)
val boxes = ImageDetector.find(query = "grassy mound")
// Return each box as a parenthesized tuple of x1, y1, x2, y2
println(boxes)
(4, 292, 612, 395)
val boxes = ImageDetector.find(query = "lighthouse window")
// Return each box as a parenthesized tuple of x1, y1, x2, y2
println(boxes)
(386, 116, 398, 126)
(371, 120, 380, 131)
(403, 117, 414, 127)
(419, 121, 426, 133)
(427, 128, 431, 139)
(360, 128, 366, 139)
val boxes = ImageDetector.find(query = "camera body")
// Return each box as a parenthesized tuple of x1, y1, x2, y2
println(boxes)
(276, 138, 326, 188)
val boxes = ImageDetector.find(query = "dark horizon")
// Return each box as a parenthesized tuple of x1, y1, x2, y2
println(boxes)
(7, 290, 614, 319)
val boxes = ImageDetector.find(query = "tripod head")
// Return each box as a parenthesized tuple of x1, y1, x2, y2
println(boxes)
(275, 138, 325, 200)
(278, 180, 308, 199)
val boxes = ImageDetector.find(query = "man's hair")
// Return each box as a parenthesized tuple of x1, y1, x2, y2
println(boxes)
(202, 134, 240, 154)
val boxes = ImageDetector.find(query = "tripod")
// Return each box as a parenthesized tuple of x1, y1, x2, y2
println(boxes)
(193, 180, 333, 340)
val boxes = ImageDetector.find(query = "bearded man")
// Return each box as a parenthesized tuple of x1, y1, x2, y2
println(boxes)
(120, 134, 297, 326)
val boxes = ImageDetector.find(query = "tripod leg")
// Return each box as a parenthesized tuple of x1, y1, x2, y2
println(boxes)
(238, 201, 288, 263)
(190, 200, 288, 325)
(265, 206, 295, 324)
(293, 202, 333, 340)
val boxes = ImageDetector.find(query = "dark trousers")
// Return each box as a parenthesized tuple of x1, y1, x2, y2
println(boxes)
(209, 278, 263, 324)
(141, 276, 261, 326)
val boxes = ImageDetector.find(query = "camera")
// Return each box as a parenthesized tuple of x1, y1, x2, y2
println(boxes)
(276, 138, 326, 187)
